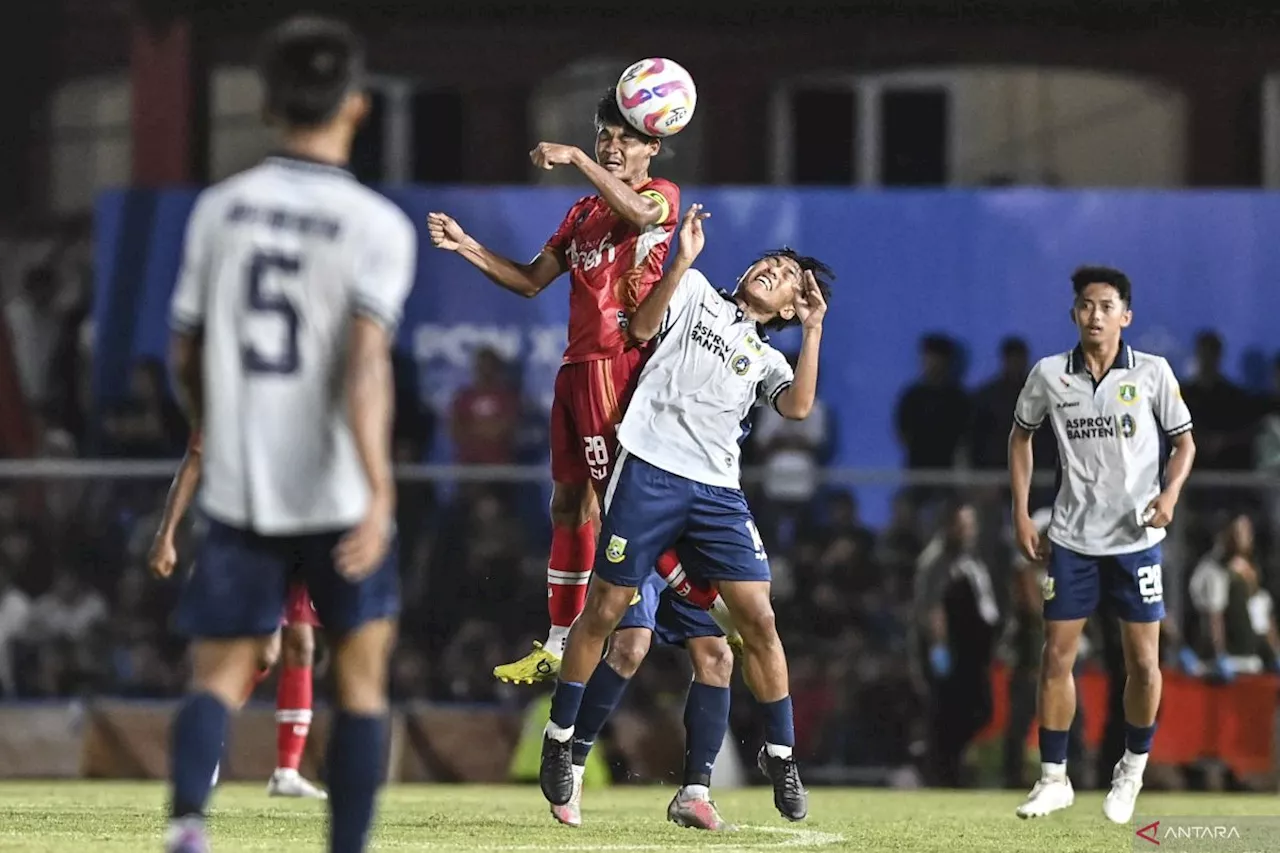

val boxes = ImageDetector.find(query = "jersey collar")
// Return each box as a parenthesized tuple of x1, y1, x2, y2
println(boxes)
(718, 289, 770, 341)
(265, 152, 355, 179)
(1067, 340, 1134, 376)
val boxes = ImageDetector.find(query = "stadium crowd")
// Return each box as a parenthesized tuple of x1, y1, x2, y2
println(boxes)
(3, 231, 1280, 791)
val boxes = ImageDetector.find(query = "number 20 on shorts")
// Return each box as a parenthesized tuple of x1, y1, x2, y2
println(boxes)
(1137, 564, 1163, 604)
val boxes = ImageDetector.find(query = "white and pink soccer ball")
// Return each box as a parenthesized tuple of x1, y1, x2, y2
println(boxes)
(615, 58, 697, 138)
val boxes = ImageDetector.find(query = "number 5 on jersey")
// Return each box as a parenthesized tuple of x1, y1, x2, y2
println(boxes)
(242, 251, 302, 375)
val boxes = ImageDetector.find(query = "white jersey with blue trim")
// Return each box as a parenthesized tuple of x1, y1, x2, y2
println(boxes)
(1013, 342, 1193, 556)
(169, 155, 417, 535)
(617, 268, 793, 489)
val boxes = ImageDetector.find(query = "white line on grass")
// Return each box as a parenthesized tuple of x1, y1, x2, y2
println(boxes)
(396, 825, 847, 851)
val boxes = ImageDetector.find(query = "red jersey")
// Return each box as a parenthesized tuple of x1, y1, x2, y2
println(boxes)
(544, 178, 680, 364)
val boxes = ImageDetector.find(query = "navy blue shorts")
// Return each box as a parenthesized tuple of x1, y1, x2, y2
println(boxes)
(1043, 542, 1165, 623)
(616, 572, 722, 646)
(174, 519, 400, 639)
(593, 450, 771, 589)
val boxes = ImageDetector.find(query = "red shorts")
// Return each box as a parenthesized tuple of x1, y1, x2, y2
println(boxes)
(550, 348, 647, 490)
(281, 582, 321, 627)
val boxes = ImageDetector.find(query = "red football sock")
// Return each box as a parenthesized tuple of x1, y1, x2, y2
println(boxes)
(655, 549, 720, 610)
(547, 521, 596, 629)
(275, 666, 312, 772)
(243, 667, 271, 704)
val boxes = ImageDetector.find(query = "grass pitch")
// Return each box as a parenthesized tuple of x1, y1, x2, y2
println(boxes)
(0, 782, 1276, 852)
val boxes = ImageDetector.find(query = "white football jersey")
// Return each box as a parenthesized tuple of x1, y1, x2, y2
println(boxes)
(617, 268, 793, 489)
(1013, 343, 1193, 557)
(169, 155, 416, 535)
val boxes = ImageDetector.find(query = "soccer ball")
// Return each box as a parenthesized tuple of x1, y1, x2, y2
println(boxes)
(615, 58, 697, 138)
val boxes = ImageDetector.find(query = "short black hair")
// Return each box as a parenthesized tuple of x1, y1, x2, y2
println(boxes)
(258, 16, 364, 128)
(594, 88, 654, 142)
(753, 247, 835, 331)
(1071, 265, 1131, 306)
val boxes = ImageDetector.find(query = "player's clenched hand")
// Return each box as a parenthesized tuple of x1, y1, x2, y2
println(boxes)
(1142, 491, 1177, 529)
(676, 204, 710, 262)
(148, 534, 177, 579)
(530, 142, 580, 170)
(1014, 512, 1046, 562)
(794, 269, 827, 330)
(427, 212, 468, 252)
(335, 505, 393, 581)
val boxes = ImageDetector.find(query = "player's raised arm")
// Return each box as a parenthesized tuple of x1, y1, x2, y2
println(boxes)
(149, 431, 203, 579)
(531, 142, 666, 231)
(774, 270, 827, 420)
(628, 204, 708, 342)
(427, 211, 564, 298)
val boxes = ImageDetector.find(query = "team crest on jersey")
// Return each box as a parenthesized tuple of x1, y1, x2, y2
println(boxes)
(605, 535, 628, 563)
(732, 354, 752, 376)
(1041, 575, 1055, 601)
(743, 334, 764, 355)
(1118, 384, 1138, 404)
(1120, 413, 1137, 438)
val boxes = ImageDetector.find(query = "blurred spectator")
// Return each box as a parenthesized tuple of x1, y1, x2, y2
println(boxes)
(4, 265, 59, 411)
(451, 347, 521, 464)
(895, 333, 970, 471)
(970, 337, 1029, 469)
(877, 492, 924, 603)
(0, 568, 30, 696)
(913, 502, 999, 787)
(1254, 354, 1280, 580)
(100, 357, 186, 458)
(1181, 331, 1259, 471)
(1187, 514, 1280, 678)
(748, 351, 830, 550)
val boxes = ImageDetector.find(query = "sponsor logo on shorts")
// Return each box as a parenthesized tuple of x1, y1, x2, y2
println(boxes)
(1041, 576, 1056, 601)
(605, 535, 628, 563)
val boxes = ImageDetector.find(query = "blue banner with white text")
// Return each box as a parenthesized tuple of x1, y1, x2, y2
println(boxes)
(94, 188, 1280, 520)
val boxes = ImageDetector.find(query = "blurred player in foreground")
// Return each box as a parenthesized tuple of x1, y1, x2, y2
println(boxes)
(1009, 266, 1195, 823)
(163, 16, 415, 853)
(150, 432, 327, 799)
(428, 90, 731, 685)
(540, 204, 832, 823)
(552, 570, 735, 830)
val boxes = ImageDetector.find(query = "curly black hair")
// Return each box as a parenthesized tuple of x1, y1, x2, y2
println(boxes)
(750, 247, 836, 330)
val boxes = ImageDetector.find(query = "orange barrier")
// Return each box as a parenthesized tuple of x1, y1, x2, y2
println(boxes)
(979, 664, 1278, 778)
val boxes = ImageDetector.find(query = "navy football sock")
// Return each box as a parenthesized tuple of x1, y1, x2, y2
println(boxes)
(327, 712, 387, 853)
(760, 695, 796, 749)
(1124, 722, 1157, 755)
(170, 692, 230, 819)
(1039, 727, 1070, 765)
(684, 681, 730, 787)
(571, 663, 630, 765)
(549, 679, 587, 731)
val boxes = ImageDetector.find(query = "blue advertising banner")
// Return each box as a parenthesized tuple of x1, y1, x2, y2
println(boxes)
(94, 187, 1280, 515)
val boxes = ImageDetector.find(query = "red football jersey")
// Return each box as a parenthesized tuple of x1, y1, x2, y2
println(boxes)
(544, 177, 680, 363)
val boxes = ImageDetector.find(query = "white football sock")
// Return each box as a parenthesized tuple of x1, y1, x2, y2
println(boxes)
(545, 721, 574, 742)
(682, 784, 710, 800)
(1041, 761, 1067, 780)
(766, 743, 793, 759)
(546, 626, 570, 657)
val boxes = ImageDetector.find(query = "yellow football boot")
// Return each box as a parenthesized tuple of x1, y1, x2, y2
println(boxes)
(493, 641, 561, 684)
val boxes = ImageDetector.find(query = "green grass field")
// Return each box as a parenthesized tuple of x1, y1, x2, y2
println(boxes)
(0, 782, 1276, 852)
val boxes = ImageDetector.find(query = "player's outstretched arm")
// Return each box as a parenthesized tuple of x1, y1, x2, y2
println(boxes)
(775, 271, 827, 420)
(336, 316, 396, 580)
(148, 431, 203, 579)
(426, 212, 564, 298)
(530, 142, 665, 231)
(629, 204, 708, 342)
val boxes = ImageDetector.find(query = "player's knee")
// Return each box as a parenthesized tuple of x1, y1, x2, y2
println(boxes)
(735, 602, 779, 647)
(604, 629, 650, 678)
(1040, 637, 1077, 681)
(282, 624, 315, 667)
(550, 483, 592, 528)
(258, 631, 282, 671)
(690, 639, 734, 688)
